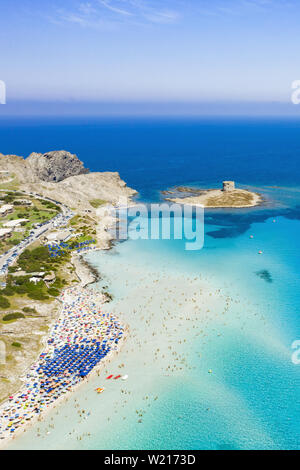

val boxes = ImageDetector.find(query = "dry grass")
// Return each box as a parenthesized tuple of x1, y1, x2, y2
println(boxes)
(166, 189, 261, 208)
(205, 190, 255, 207)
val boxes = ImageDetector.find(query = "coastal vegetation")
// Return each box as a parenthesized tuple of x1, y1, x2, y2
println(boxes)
(0, 296, 10, 309)
(0, 175, 20, 191)
(16, 245, 69, 273)
(22, 306, 37, 314)
(2, 312, 25, 322)
(89, 198, 106, 208)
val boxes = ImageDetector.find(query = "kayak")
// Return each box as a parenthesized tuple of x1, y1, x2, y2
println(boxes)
(106, 375, 113, 380)
(114, 375, 121, 380)
(95, 387, 104, 394)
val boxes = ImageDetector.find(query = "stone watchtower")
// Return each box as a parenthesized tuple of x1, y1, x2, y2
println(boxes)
(222, 181, 235, 192)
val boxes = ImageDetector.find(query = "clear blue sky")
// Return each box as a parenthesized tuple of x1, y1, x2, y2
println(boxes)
(0, 0, 299, 111)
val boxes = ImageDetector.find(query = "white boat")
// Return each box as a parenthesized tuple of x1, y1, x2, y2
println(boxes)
(121, 375, 128, 381)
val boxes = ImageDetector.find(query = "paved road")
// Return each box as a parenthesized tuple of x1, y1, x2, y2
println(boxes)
(0, 190, 73, 276)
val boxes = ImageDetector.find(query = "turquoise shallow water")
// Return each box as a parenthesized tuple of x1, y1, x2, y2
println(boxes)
(2, 118, 300, 449)
(8, 186, 300, 450)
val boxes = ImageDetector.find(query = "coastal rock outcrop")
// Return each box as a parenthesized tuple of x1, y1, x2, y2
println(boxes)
(163, 181, 261, 208)
(26, 150, 89, 182)
(0, 151, 137, 212)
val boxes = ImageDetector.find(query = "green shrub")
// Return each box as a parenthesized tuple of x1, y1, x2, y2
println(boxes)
(15, 285, 28, 295)
(28, 292, 49, 301)
(40, 200, 59, 211)
(48, 288, 60, 297)
(18, 246, 69, 273)
(22, 306, 37, 314)
(11, 342, 22, 348)
(1, 286, 14, 296)
(8, 266, 17, 273)
(2, 312, 25, 322)
(0, 296, 10, 309)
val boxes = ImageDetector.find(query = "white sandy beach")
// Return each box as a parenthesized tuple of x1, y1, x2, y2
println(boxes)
(0, 283, 126, 449)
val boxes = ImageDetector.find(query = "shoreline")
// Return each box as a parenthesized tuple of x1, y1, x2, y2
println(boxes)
(0, 284, 127, 450)
(0, 348, 128, 450)
(71, 251, 101, 287)
(0, 327, 128, 450)
(0, 207, 127, 450)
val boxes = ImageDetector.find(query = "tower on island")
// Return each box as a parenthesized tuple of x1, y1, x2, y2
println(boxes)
(222, 181, 235, 192)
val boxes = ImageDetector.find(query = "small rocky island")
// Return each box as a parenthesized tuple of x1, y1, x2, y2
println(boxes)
(163, 181, 261, 208)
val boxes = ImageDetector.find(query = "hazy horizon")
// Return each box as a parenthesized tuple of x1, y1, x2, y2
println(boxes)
(1, 0, 300, 116)
(1, 99, 300, 118)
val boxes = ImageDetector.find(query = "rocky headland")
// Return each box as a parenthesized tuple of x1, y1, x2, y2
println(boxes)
(0, 150, 137, 211)
(26, 150, 89, 182)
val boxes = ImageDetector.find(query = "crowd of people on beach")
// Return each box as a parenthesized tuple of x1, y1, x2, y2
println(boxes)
(0, 286, 124, 442)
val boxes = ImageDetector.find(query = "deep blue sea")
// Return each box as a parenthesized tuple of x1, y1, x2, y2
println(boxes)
(1, 117, 300, 450)
(1, 117, 300, 198)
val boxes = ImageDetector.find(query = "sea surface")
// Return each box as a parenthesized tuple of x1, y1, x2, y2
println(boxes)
(1, 117, 300, 450)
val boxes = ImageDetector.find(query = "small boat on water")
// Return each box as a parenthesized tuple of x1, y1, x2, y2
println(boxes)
(121, 375, 128, 381)
(95, 387, 105, 394)
(114, 375, 121, 380)
(106, 375, 113, 380)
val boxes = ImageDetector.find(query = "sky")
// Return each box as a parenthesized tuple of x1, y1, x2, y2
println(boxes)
(0, 0, 300, 115)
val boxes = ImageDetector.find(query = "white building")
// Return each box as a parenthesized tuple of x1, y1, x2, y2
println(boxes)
(45, 230, 71, 243)
(0, 228, 13, 240)
(3, 218, 29, 228)
(0, 204, 14, 217)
